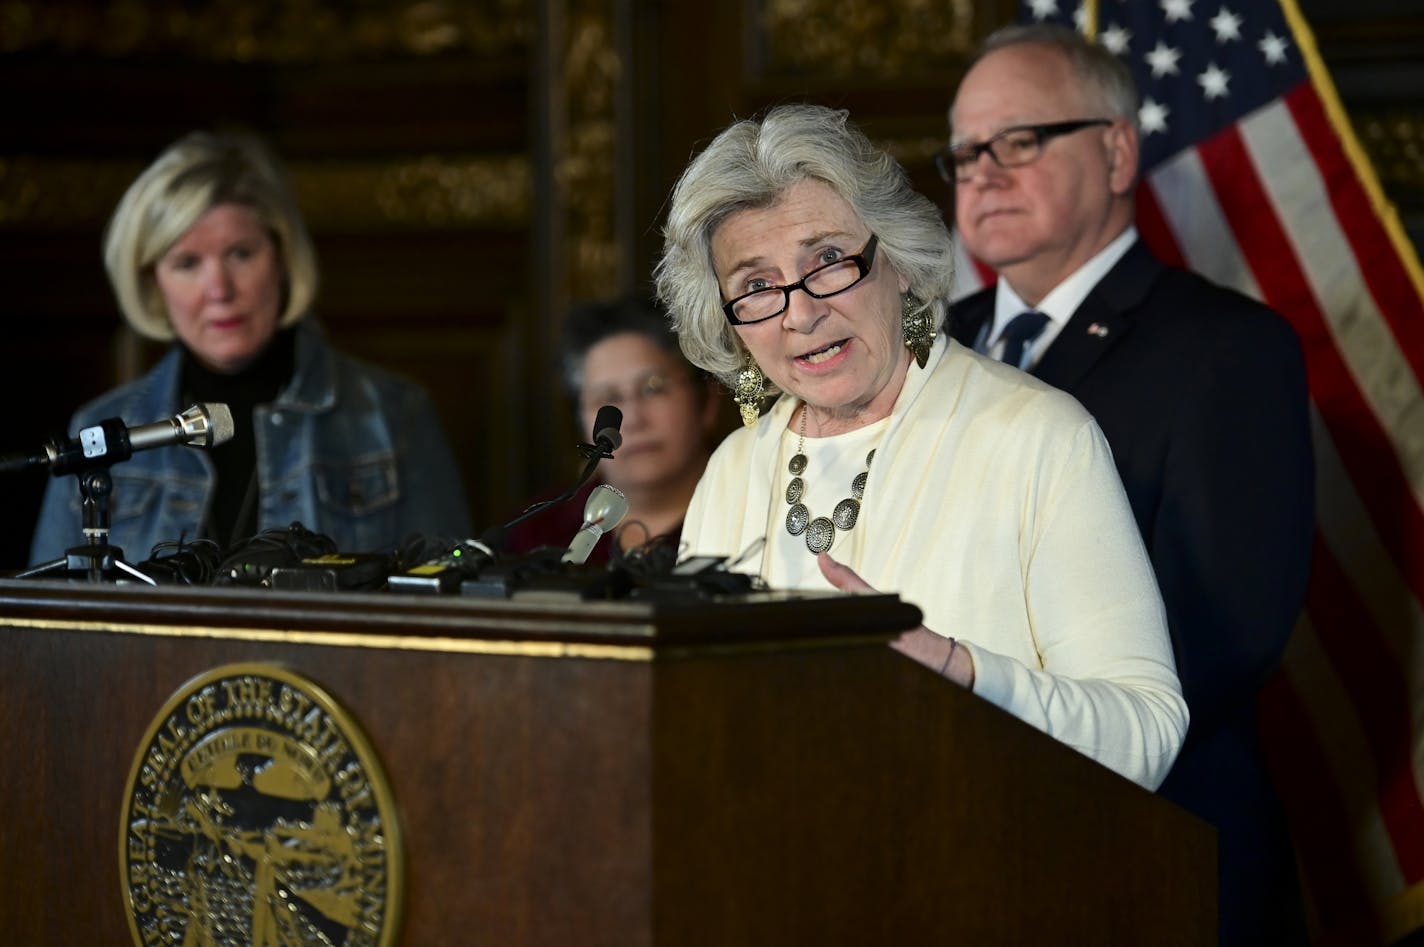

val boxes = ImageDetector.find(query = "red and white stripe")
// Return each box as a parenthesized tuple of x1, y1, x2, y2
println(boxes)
(1137, 81, 1424, 947)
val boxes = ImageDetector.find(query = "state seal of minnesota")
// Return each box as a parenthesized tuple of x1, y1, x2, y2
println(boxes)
(119, 663, 403, 947)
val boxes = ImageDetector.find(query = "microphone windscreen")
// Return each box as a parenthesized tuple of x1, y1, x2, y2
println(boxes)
(560, 486, 629, 565)
(585, 483, 629, 531)
(592, 404, 623, 451)
(204, 403, 236, 446)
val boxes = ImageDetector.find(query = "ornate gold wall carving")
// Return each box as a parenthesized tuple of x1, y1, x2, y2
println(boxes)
(0, 0, 531, 61)
(754, 0, 977, 78)
(0, 155, 529, 229)
(295, 155, 530, 229)
(554, 2, 619, 299)
(0, 157, 140, 227)
(1359, 110, 1424, 202)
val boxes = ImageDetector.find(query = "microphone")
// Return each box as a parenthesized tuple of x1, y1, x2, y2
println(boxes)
(561, 484, 629, 564)
(0, 403, 236, 476)
(590, 404, 623, 456)
(128, 402, 235, 452)
(495, 404, 625, 540)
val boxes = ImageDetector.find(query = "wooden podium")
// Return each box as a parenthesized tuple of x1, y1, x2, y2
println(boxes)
(0, 577, 1214, 945)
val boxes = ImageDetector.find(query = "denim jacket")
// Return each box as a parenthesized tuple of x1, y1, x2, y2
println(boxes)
(28, 319, 472, 565)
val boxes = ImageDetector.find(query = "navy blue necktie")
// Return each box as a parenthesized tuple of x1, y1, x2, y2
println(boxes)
(996, 310, 1050, 369)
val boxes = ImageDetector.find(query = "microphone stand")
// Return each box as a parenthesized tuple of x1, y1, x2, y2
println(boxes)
(16, 465, 154, 584)
(494, 437, 613, 536)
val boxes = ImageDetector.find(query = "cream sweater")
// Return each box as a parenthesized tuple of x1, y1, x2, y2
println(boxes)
(681, 336, 1187, 790)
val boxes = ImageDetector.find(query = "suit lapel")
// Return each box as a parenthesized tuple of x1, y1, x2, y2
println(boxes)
(1032, 240, 1162, 392)
(945, 286, 995, 350)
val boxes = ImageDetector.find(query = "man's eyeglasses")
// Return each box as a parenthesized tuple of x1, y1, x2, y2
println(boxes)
(935, 119, 1113, 184)
(721, 234, 879, 326)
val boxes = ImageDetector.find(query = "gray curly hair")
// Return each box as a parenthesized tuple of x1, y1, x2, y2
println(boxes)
(654, 103, 955, 392)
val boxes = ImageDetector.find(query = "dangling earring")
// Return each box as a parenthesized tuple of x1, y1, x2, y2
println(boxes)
(902, 292, 933, 370)
(733, 354, 766, 427)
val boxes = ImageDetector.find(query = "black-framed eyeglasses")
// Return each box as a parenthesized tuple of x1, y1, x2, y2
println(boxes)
(721, 234, 880, 326)
(935, 119, 1113, 184)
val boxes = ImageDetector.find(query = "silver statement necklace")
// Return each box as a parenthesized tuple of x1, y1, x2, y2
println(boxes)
(785, 405, 874, 554)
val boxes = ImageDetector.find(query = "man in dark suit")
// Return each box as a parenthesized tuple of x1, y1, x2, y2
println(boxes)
(943, 24, 1315, 947)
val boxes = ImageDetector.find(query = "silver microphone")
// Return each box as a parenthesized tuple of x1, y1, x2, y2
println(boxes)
(0, 402, 239, 477)
(561, 484, 629, 564)
(127, 403, 236, 452)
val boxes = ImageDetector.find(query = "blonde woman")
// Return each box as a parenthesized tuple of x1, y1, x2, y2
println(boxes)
(29, 131, 470, 563)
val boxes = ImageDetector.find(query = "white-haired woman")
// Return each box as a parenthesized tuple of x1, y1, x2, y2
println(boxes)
(657, 103, 1187, 790)
(29, 131, 470, 564)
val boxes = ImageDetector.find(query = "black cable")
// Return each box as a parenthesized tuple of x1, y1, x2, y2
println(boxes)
(136, 537, 226, 585)
(215, 522, 337, 585)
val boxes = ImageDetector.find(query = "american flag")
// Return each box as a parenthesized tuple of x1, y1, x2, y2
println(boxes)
(949, 1, 1424, 943)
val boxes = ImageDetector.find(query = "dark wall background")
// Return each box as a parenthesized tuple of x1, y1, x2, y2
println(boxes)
(0, 0, 1418, 569)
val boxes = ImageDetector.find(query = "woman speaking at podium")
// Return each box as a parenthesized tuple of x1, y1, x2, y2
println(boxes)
(655, 104, 1186, 790)
(28, 131, 471, 565)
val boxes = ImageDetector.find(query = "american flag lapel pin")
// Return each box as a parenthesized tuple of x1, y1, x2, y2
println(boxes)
(1087, 322, 1110, 338)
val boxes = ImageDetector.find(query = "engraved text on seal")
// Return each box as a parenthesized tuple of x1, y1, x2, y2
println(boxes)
(119, 663, 402, 947)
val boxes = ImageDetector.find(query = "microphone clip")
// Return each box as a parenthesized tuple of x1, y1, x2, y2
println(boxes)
(576, 439, 616, 461)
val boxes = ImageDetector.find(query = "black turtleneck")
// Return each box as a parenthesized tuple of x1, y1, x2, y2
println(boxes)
(180, 327, 297, 549)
